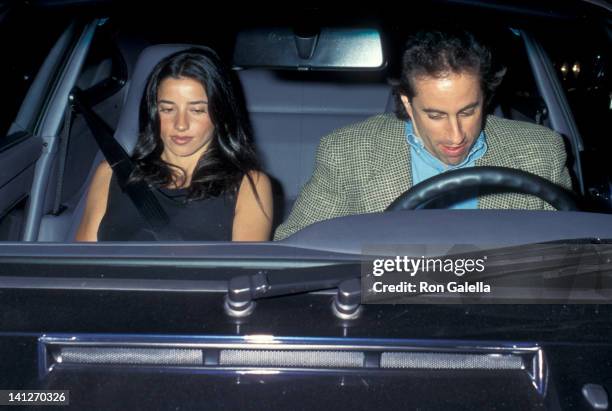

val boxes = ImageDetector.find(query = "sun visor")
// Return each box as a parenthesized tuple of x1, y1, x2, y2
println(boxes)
(233, 27, 385, 71)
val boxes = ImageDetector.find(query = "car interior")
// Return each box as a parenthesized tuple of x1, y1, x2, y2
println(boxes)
(32, 31, 565, 241)
(0, 5, 611, 407)
(1, 5, 610, 245)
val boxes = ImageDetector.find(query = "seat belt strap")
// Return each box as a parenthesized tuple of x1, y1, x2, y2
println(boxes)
(52, 103, 74, 215)
(71, 88, 182, 241)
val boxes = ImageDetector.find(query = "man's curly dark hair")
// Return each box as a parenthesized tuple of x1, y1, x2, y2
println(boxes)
(393, 29, 507, 120)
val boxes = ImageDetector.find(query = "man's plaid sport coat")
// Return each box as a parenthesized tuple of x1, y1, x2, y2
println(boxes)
(274, 114, 572, 240)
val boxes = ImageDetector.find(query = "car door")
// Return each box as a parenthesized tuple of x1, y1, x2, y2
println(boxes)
(0, 5, 81, 241)
(0, 6, 102, 242)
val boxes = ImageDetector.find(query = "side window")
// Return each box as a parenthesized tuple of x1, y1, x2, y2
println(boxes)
(489, 29, 548, 125)
(538, 23, 611, 208)
(538, 25, 610, 151)
(76, 22, 128, 105)
(0, 4, 68, 138)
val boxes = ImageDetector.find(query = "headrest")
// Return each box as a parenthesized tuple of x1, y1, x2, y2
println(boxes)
(237, 69, 390, 115)
(113, 44, 195, 154)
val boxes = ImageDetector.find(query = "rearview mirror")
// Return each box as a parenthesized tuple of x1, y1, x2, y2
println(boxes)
(233, 27, 385, 71)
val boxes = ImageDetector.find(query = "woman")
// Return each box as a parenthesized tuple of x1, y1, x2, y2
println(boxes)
(76, 48, 273, 241)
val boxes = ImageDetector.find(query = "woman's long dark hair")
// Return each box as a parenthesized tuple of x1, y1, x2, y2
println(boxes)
(129, 47, 260, 202)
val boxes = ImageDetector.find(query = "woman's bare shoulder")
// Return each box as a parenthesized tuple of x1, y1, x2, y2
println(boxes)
(94, 160, 113, 177)
(90, 160, 113, 188)
(75, 161, 114, 242)
(243, 170, 271, 188)
(233, 170, 273, 241)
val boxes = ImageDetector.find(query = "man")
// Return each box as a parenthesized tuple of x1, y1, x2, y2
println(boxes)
(274, 29, 572, 240)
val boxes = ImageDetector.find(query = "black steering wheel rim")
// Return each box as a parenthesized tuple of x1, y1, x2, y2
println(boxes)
(386, 166, 578, 211)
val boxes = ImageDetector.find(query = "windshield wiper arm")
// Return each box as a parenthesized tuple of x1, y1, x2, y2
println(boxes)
(224, 267, 359, 318)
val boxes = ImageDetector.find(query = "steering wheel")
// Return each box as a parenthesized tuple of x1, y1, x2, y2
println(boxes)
(386, 166, 578, 211)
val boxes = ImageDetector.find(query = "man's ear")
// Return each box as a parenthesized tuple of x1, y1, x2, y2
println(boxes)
(400, 94, 413, 119)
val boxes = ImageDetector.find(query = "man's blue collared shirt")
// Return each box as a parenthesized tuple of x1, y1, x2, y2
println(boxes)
(406, 121, 488, 209)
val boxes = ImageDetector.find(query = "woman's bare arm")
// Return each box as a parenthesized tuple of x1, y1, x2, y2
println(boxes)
(75, 161, 113, 242)
(232, 171, 273, 241)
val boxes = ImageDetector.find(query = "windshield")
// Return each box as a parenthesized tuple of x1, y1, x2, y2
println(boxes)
(1, 5, 612, 410)
(0, 2, 610, 296)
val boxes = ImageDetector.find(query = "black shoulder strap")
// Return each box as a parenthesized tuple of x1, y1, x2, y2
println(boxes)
(71, 88, 182, 241)
(52, 102, 74, 215)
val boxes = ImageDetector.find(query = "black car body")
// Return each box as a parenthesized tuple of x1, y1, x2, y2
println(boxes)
(0, 1, 611, 409)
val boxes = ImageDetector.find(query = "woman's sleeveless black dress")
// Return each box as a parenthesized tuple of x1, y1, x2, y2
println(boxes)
(98, 175, 236, 241)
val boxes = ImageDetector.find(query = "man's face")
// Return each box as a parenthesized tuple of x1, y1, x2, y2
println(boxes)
(401, 71, 484, 165)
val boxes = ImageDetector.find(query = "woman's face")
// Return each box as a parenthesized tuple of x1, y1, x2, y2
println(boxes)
(157, 76, 215, 161)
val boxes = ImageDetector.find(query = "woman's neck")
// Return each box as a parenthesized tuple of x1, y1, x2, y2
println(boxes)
(161, 142, 211, 188)
(161, 153, 198, 188)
